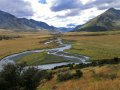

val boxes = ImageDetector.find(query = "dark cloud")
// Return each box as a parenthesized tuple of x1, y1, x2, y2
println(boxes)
(51, 0, 120, 19)
(0, 0, 34, 17)
(56, 9, 80, 18)
(51, 0, 120, 12)
(87, 0, 120, 10)
(51, 0, 82, 12)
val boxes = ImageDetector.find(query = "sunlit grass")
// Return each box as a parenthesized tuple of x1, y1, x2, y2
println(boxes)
(0, 32, 57, 59)
(62, 31, 120, 60)
(16, 52, 70, 65)
(38, 64, 120, 90)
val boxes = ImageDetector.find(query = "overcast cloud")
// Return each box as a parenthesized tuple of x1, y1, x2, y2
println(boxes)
(0, 0, 34, 18)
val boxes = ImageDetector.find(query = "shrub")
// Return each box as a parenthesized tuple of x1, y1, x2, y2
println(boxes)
(74, 70, 83, 79)
(0, 63, 52, 90)
(57, 71, 72, 82)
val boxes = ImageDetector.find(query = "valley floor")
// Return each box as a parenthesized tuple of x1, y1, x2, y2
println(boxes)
(62, 31, 120, 60)
(0, 31, 58, 59)
(0, 31, 120, 90)
(37, 31, 120, 90)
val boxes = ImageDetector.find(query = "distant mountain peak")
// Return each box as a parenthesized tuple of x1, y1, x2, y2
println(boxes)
(107, 8, 116, 11)
(105, 8, 119, 14)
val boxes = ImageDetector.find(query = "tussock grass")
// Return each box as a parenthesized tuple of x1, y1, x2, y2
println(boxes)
(0, 32, 56, 59)
(16, 52, 70, 65)
(62, 31, 120, 60)
(38, 64, 120, 90)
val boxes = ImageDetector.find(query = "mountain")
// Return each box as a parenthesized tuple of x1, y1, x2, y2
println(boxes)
(72, 25, 82, 31)
(75, 8, 120, 32)
(0, 10, 55, 31)
(56, 27, 73, 32)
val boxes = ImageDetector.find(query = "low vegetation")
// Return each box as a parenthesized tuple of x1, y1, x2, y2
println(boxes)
(16, 52, 70, 65)
(38, 58, 120, 90)
(62, 31, 120, 60)
(0, 32, 58, 59)
(0, 63, 52, 90)
(0, 31, 120, 90)
(57, 70, 83, 82)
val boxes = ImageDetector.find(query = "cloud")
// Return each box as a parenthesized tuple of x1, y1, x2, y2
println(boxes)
(56, 9, 81, 18)
(50, 0, 82, 12)
(50, 0, 120, 12)
(1, 0, 120, 27)
(0, 0, 34, 18)
(85, 0, 120, 10)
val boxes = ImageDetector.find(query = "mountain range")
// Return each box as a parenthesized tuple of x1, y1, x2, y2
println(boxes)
(1, 8, 120, 32)
(75, 8, 120, 32)
(0, 10, 57, 32)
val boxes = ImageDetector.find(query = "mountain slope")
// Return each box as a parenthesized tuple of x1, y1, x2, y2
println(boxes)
(75, 8, 120, 32)
(0, 10, 55, 31)
(72, 25, 82, 31)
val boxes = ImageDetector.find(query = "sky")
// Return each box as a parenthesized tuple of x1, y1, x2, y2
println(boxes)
(0, 0, 120, 27)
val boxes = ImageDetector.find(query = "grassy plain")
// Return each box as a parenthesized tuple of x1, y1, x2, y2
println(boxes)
(16, 52, 69, 65)
(62, 31, 120, 60)
(37, 30, 120, 90)
(38, 64, 120, 90)
(0, 30, 120, 90)
(0, 31, 58, 59)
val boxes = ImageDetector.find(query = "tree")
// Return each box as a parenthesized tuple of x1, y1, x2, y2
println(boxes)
(0, 63, 52, 90)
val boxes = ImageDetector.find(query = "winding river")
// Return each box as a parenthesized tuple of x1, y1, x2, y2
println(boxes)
(0, 39, 89, 70)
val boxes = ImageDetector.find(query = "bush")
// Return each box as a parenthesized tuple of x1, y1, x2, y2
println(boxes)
(0, 63, 52, 90)
(57, 70, 83, 82)
(74, 70, 83, 79)
(57, 71, 72, 82)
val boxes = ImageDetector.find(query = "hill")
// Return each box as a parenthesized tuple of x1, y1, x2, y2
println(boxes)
(75, 8, 120, 32)
(0, 10, 55, 31)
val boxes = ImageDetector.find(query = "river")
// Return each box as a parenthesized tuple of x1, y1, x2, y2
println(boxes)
(0, 39, 89, 70)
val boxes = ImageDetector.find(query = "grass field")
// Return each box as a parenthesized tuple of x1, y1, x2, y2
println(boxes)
(37, 64, 120, 90)
(62, 31, 120, 60)
(0, 31, 58, 59)
(15, 52, 70, 65)
(0, 30, 120, 90)
(36, 30, 120, 90)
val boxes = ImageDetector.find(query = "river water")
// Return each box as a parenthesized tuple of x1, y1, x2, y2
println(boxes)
(0, 39, 89, 70)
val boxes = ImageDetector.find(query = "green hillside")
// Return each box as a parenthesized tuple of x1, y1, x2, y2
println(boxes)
(75, 8, 120, 32)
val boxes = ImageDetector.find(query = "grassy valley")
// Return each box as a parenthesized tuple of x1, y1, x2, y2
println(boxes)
(0, 30, 120, 90)
(62, 31, 120, 60)
(0, 31, 58, 59)
(0, 3, 120, 90)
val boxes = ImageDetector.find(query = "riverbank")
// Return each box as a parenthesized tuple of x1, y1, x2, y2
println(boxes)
(62, 31, 120, 60)
(0, 38, 89, 70)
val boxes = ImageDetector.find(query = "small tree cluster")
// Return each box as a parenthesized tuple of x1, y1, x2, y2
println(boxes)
(0, 63, 52, 90)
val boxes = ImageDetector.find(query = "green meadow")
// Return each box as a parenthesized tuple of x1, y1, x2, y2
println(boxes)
(62, 31, 120, 60)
